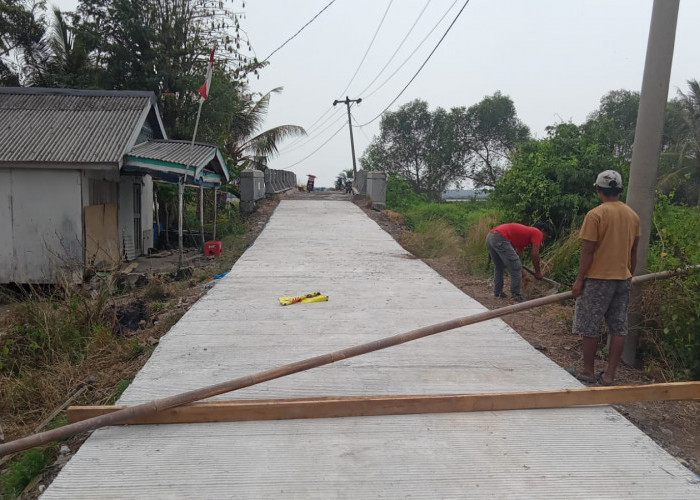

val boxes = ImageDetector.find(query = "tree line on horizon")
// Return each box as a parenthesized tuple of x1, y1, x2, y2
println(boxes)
(360, 84, 700, 231)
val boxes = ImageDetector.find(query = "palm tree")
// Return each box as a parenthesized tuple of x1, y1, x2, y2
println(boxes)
(221, 87, 306, 175)
(658, 80, 700, 205)
(23, 7, 95, 88)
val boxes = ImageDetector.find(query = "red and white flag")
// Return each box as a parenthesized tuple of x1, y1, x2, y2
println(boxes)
(197, 48, 215, 100)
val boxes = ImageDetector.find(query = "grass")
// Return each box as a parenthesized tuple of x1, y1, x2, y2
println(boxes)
(0, 449, 50, 499)
(0, 198, 266, 496)
(400, 218, 462, 259)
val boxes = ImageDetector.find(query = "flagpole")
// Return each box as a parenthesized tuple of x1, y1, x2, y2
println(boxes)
(182, 46, 214, 262)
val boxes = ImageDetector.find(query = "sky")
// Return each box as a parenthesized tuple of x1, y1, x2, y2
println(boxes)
(54, 0, 700, 188)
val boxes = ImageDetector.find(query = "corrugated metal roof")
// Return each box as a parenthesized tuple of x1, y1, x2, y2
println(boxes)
(126, 140, 229, 183)
(128, 140, 215, 168)
(0, 88, 158, 164)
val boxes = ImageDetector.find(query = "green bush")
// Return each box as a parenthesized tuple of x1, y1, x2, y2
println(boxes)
(491, 121, 627, 231)
(643, 198, 700, 379)
(385, 175, 427, 212)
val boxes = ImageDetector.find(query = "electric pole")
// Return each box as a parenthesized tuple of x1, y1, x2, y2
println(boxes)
(333, 96, 362, 180)
(623, 0, 679, 366)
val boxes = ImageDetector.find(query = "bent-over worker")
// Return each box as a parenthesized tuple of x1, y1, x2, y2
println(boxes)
(485, 222, 552, 302)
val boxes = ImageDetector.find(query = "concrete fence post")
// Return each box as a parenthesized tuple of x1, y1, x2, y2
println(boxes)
(366, 171, 387, 210)
(264, 170, 273, 194)
(240, 169, 265, 214)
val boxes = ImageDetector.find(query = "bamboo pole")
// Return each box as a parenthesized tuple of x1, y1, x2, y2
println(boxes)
(1, 266, 697, 457)
(67, 382, 700, 425)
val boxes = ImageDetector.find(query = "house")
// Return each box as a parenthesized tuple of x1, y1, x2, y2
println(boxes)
(0, 87, 228, 284)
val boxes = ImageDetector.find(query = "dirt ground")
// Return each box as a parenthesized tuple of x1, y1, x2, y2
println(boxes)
(354, 196, 700, 477)
(2, 191, 698, 498)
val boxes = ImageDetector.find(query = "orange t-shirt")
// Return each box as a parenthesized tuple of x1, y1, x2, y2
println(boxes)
(491, 223, 543, 252)
(579, 201, 640, 279)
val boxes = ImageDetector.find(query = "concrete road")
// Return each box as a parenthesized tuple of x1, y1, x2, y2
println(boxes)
(45, 200, 700, 499)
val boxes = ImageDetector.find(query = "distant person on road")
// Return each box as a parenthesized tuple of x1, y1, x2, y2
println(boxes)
(569, 170, 640, 386)
(485, 221, 551, 302)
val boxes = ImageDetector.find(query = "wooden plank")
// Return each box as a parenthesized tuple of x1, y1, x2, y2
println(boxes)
(67, 382, 700, 425)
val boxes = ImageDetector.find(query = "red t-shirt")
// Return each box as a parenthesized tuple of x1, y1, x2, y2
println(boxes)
(491, 223, 543, 252)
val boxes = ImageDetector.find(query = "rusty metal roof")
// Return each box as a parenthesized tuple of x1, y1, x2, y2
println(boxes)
(0, 87, 164, 165)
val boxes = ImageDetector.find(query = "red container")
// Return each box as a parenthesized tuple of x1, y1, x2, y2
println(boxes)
(204, 240, 222, 256)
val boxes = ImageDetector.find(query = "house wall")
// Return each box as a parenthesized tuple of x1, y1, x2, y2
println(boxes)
(0, 170, 13, 280)
(0, 168, 83, 283)
(118, 174, 154, 261)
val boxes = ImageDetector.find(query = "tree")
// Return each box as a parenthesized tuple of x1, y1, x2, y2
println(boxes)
(64, 0, 265, 136)
(452, 91, 530, 187)
(21, 7, 97, 88)
(586, 89, 640, 159)
(220, 87, 306, 177)
(491, 121, 627, 231)
(659, 80, 700, 205)
(0, 0, 46, 85)
(360, 99, 463, 198)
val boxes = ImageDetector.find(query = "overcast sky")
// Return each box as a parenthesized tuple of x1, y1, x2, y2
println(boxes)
(55, 1, 700, 188)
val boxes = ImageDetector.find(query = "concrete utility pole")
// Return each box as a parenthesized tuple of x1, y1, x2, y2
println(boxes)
(623, 0, 680, 366)
(333, 96, 362, 180)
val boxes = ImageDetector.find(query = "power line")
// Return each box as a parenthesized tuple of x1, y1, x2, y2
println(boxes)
(277, 106, 337, 151)
(337, 0, 394, 98)
(356, 0, 433, 97)
(278, 122, 347, 170)
(351, 111, 372, 142)
(262, 0, 339, 62)
(278, 108, 347, 154)
(363, 0, 460, 101)
(355, 0, 471, 127)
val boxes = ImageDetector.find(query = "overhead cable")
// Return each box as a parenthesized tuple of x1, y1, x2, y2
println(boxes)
(356, 0, 433, 97)
(278, 108, 347, 154)
(362, 0, 459, 100)
(279, 122, 347, 170)
(355, 0, 471, 127)
(337, 0, 394, 98)
(262, 0, 339, 62)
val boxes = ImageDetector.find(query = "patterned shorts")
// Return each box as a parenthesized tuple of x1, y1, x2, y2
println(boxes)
(573, 278, 632, 337)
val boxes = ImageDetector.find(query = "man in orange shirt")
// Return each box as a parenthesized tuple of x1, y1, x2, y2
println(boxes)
(570, 170, 640, 385)
(485, 221, 551, 302)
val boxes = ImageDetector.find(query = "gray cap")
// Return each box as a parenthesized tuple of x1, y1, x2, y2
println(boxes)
(595, 170, 623, 189)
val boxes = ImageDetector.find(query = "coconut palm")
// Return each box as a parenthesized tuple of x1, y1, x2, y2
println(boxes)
(23, 7, 96, 88)
(658, 80, 700, 205)
(221, 87, 306, 174)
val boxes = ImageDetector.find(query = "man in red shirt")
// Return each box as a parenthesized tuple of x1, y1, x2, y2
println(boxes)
(486, 222, 551, 302)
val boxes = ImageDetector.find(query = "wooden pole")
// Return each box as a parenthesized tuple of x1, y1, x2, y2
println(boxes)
(0, 266, 697, 457)
(66, 382, 700, 425)
(199, 182, 205, 252)
(212, 187, 217, 241)
(177, 177, 184, 270)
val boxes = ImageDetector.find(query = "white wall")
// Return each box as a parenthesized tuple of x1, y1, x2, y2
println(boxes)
(118, 174, 154, 260)
(0, 169, 83, 283)
(0, 169, 13, 281)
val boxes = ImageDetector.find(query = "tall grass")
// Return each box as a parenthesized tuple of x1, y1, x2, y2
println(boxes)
(0, 276, 115, 374)
(461, 212, 500, 273)
(400, 219, 462, 259)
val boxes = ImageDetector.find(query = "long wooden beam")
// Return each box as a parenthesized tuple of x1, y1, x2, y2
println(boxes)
(2, 266, 699, 457)
(67, 382, 700, 425)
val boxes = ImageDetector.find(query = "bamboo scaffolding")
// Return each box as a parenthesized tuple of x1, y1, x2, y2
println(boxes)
(1, 266, 698, 457)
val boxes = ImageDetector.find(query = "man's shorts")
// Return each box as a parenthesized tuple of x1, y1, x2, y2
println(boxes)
(573, 278, 632, 338)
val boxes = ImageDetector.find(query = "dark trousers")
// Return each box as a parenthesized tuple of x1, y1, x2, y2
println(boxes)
(486, 231, 522, 297)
